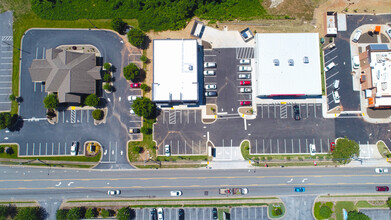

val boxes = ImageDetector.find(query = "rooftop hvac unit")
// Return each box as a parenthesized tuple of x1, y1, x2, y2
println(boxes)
(189, 65, 193, 71)
(288, 59, 294, 66)
(273, 59, 279, 66)
(303, 56, 309, 64)
(382, 82, 387, 91)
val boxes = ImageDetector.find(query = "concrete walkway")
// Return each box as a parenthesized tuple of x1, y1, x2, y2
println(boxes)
(280, 196, 316, 220)
(345, 144, 391, 167)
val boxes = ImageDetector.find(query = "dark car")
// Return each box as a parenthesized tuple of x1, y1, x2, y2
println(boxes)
(212, 208, 218, 219)
(150, 208, 157, 220)
(293, 105, 300, 120)
(178, 209, 184, 220)
(376, 186, 389, 191)
(205, 91, 217, 97)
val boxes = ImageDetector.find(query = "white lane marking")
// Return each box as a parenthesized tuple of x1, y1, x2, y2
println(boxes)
(55, 182, 62, 186)
(67, 182, 74, 186)
(302, 178, 308, 183)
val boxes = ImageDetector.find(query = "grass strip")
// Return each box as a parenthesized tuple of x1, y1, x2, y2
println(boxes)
(67, 197, 278, 203)
(377, 141, 390, 158)
(0, 161, 93, 168)
(268, 203, 285, 218)
(135, 164, 207, 169)
(128, 119, 155, 162)
(335, 201, 355, 220)
(0, 201, 35, 204)
(156, 155, 208, 161)
(356, 200, 388, 208)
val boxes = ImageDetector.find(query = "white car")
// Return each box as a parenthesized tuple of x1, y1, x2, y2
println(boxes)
(204, 62, 216, 68)
(127, 95, 141, 101)
(203, 70, 216, 76)
(310, 144, 316, 156)
(387, 28, 391, 39)
(130, 108, 135, 114)
(375, 168, 389, 173)
(170, 190, 183, 197)
(239, 66, 252, 72)
(238, 74, 251, 79)
(205, 84, 217, 90)
(240, 88, 252, 93)
(157, 208, 164, 220)
(164, 145, 170, 157)
(352, 29, 362, 43)
(333, 90, 340, 104)
(107, 190, 121, 195)
(239, 59, 250, 64)
(70, 142, 78, 156)
(324, 62, 336, 72)
(242, 188, 249, 194)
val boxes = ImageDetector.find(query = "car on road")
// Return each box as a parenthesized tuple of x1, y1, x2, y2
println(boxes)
(376, 186, 389, 191)
(212, 208, 218, 219)
(70, 142, 79, 156)
(204, 62, 216, 68)
(330, 142, 335, 152)
(205, 91, 217, 97)
(203, 70, 216, 76)
(375, 168, 389, 173)
(107, 190, 121, 195)
(324, 62, 336, 72)
(205, 84, 217, 90)
(293, 105, 300, 120)
(294, 187, 305, 192)
(387, 28, 391, 39)
(332, 90, 340, 104)
(129, 128, 140, 134)
(310, 144, 316, 156)
(178, 209, 184, 220)
(164, 145, 170, 157)
(130, 83, 141, 88)
(239, 66, 252, 72)
(157, 208, 164, 220)
(352, 29, 362, 43)
(240, 87, 252, 93)
(240, 101, 251, 106)
(240, 81, 251, 86)
(238, 73, 251, 79)
(170, 190, 183, 196)
(150, 208, 157, 220)
(239, 59, 250, 64)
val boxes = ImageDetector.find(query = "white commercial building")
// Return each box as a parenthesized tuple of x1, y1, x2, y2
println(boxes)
(255, 33, 322, 98)
(152, 39, 199, 103)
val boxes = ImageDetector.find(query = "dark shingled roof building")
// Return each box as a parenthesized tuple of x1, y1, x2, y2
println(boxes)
(29, 48, 101, 104)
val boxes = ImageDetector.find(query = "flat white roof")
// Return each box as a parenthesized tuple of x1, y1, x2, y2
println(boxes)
(152, 39, 198, 102)
(326, 14, 337, 35)
(370, 50, 391, 104)
(255, 33, 322, 97)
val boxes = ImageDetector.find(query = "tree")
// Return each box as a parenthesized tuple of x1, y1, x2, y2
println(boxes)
(103, 73, 111, 82)
(85, 208, 97, 219)
(272, 207, 282, 216)
(387, 197, 391, 208)
(92, 109, 103, 120)
(15, 207, 42, 220)
(332, 137, 360, 164)
(127, 28, 146, 48)
(56, 209, 68, 220)
(117, 207, 131, 220)
(0, 112, 12, 130)
(123, 63, 140, 81)
(84, 94, 100, 107)
(103, 62, 111, 71)
(100, 209, 110, 218)
(9, 94, 16, 101)
(140, 55, 148, 63)
(347, 210, 370, 220)
(43, 94, 58, 109)
(140, 83, 150, 92)
(0, 206, 8, 219)
(67, 207, 82, 220)
(6, 147, 13, 155)
(132, 97, 156, 119)
(131, 145, 142, 154)
(111, 18, 126, 34)
(103, 83, 112, 91)
(319, 205, 332, 218)
(0, 146, 4, 153)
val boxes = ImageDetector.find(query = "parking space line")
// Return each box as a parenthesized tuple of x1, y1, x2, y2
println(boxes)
(180, 110, 182, 124)
(292, 139, 294, 153)
(194, 110, 196, 123)
(81, 110, 83, 123)
(325, 55, 338, 64)
(26, 143, 29, 155)
(62, 111, 64, 123)
(163, 110, 165, 124)
(35, 48, 38, 59)
(326, 71, 339, 80)
(277, 139, 279, 153)
(116, 142, 118, 162)
(43, 48, 45, 59)
(299, 139, 301, 153)
(39, 143, 41, 155)
(320, 139, 323, 153)
(284, 139, 286, 153)
(33, 143, 35, 155)
(33, 82, 36, 92)
(267, 105, 270, 118)
(324, 48, 337, 56)
(65, 142, 67, 155)
(269, 139, 272, 153)
(314, 103, 316, 118)
(199, 140, 201, 154)
(58, 143, 60, 155)
(274, 104, 276, 118)
(108, 142, 112, 161)
(263, 139, 265, 153)
(45, 143, 47, 155)
(255, 139, 258, 154)
(52, 143, 54, 155)
(187, 110, 189, 124)
(306, 104, 309, 118)
(306, 139, 308, 153)
(87, 109, 89, 123)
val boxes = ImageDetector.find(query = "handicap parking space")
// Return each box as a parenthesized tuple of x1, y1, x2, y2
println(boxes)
(58, 109, 94, 124)
(19, 141, 85, 157)
(231, 207, 268, 220)
(257, 103, 322, 120)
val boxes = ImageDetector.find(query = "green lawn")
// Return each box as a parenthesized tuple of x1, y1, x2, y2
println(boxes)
(314, 202, 333, 220)
(377, 141, 390, 158)
(128, 118, 155, 161)
(241, 140, 250, 160)
(268, 203, 285, 218)
(156, 155, 208, 161)
(335, 201, 355, 220)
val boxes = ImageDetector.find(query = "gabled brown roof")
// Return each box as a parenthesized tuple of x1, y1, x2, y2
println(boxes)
(29, 48, 101, 103)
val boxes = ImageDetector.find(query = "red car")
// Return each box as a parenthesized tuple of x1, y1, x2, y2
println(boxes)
(240, 101, 251, 106)
(376, 186, 389, 191)
(330, 142, 335, 152)
(240, 81, 251, 86)
(130, 83, 141, 88)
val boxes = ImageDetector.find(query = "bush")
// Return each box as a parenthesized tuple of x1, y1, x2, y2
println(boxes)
(56, 209, 68, 220)
(103, 73, 111, 82)
(319, 205, 332, 218)
(387, 197, 391, 208)
(100, 209, 110, 218)
(0, 112, 13, 130)
(84, 94, 100, 107)
(84, 208, 96, 219)
(123, 63, 140, 81)
(347, 210, 370, 220)
(67, 207, 82, 220)
(267, 156, 272, 161)
(286, 156, 291, 161)
(6, 147, 13, 155)
(140, 83, 150, 92)
(127, 28, 146, 48)
(117, 207, 131, 220)
(15, 207, 43, 220)
(103, 62, 111, 71)
(140, 125, 152, 134)
(140, 55, 148, 63)
(43, 94, 58, 109)
(0, 146, 4, 153)
(298, 157, 303, 161)
(92, 109, 103, 120)
(9, 94, 15, 101)
(103, 83, 112, 91)
(111, 18, 126, 34)
(272, 207, 282, 216)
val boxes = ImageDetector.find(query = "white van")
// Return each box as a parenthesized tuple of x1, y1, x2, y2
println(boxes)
(352, 30, 362, 43)
(310, 144, 316, 156)
(352, 56, 360, 69)
(324, 62, 336, 72)
(333, 80, 340, 90)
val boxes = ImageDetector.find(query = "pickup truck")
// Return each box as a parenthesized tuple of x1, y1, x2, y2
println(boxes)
(219, 188, 248, 195)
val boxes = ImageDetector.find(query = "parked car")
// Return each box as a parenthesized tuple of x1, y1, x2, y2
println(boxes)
(130, 83, 141, 88)
(324, 62, 336, 72)
(150, 208, 157, 220)
(333, 80, 340, 90)
(157, 208, 164, 220)
(204, 62, 216, 68)
(330, 142, 335, 152)
(107, 190, 121, 195)
(240, 81, 251, 86)
(332, 90, 340, 104)
(129, 128, 140, 134)
(239, 66, 252, 72)
(240, 101, 251, 106)
(238, 74, 251, 79)
(239, 88, 252, 93)
(376, 186, 389, 191)
(294, 187, 305, 192)
(352, 56, 360, 69)
(205, 84, 217, 90)
(178, 209, 184, 220)
(203, 70, 216, 76)
(130, 108, 135, 114)
(212, 208, 218, 219)
(239, 59, 250, 64)
(375, 168, 389, 173)
(164, 145, 170, 157)
(293, 105, 300, 121)
(205, 91, 217, 97)
(170, 191, 183, 197)
(352, 29, 362, 43)
(387, 28, 391, 39)
(70, 142, 79, 156)
(310, 144, 316, 156)
(127, 95, 142, 101)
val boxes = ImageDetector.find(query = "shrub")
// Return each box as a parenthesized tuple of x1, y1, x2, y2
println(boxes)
(84, 208, 97, 219)
(0, 146, 4, 153)
(0, 112, 13, 130)
(286, 156, 291, 161)
(123, 63, 140, 81)
(103, 73, 111, 82)
(127, 28, 146, 48)
(140, 55, 148, 63)
(272, 207, 282, 216)
(9, 94, 15, 101)
(92, 109, 103, 120)
(103, 83, 112, 91)
(319, 205, 332, 218)
(140, 125, 152, 134)
(6, 147, 13, 155)
(67, 207, 82, 220)
(117, 207, 131, 220)
(43, 94, 58, 109)
(267, 156, 272, 161)
(56, 209, 68, 220)
(100, 209, 110, 218)
(140, 83, 149, 92)
(298, 157, 303, 161)
(111, 18, 126, 34)
(387, 197, 391, 208)
(84, 94, 100, 107)
(15, 207, 43, 220)
(103, 62, 111, 71)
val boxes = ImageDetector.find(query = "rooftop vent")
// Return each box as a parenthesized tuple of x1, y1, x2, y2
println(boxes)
(288, 59, 294, 66)
(273, 59, 279, 66)
(189, 65, 193, 71)
(303, 56, 309, 64)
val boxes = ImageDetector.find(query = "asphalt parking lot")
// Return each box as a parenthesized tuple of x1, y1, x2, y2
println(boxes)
(19, 140, 85, 156)
(231, 207, 268, 220)
(133, 207, 219, 220)
(154, 109, 207, 156)
(127, 88, 143, 141)
(0, 11, 13, 112)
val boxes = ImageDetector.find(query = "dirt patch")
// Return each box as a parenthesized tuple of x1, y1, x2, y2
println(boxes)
(264, 0, 320, 21)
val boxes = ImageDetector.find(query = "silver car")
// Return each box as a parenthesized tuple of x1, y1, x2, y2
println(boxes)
(238, 74, 251, 79)
(239, 66, 252, 72)
(203, 70, 216, 76)
(205, 84, 217, 90)
(240, 87, 252, 93)
(204, 62, 216, 68)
